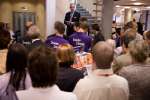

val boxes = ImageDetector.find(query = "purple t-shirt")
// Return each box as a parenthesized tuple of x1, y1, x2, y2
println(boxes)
(45, 35, 69, 48)
(69, 32, 92, 52)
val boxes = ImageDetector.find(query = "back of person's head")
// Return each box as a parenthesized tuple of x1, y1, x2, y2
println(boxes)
(92, 42, 114, 69)
(28, 45, 58, 88)
(91, 24, 100, 31)
(79, 22, 89, 32)
(74, 22, 80, 32)
(6, 43, 27, 72)
(121, 32, 136, 48)
(106, 39, 116, 49)
(54, 21, 65, 35)
(57, 44, 75, 67)
(125, 21, 137, 31)
(27, 25, 40, 39)
(145, 31, 150, 40)
(129, 40, 149, 63)
(80, 17, 88, 23)
(124, 28, 136, 39)
(6, 43, 27, 90)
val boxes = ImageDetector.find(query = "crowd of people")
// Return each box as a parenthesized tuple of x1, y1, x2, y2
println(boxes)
(0, 3, 150, 100)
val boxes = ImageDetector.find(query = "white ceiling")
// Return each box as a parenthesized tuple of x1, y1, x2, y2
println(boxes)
(114, 0, 150, 6)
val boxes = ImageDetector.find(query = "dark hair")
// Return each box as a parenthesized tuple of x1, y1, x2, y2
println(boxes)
(80, 17, 88, 22)
(28, 45, 58, 88)
(121, 33, 135, 48)
(92, 24, 100, 31)
(74, 22, 80, 28)
(79, 22, 89, 31)
(0, 22, 11, 50)
(6, 43, 27, 90)
(54, 21, 65, 34)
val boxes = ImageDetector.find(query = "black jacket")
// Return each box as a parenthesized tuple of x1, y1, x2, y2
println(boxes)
(56, 65, 84, 92)
(64, 11, 80, 36)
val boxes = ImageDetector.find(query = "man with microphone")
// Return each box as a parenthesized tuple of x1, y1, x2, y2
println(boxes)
(64, 3, 80, 37)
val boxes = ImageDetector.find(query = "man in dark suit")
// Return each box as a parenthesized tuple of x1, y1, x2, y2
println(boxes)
(64, 3, 80, 37)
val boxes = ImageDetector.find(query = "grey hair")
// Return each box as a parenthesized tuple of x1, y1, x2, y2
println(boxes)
(129, 40, 149, 63)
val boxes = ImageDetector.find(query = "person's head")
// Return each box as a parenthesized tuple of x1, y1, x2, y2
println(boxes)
(74, 22, 80, 32)
(121, 32, 135, 53)
(125, 21, 137, 31)
(106, 39, 116, 49)
(92, 42, 114, 69)
(28, 45, 58, 88)
(0, 36, 10, 50)
(91, 24, 100, 32)
(6, 43, 27, 72)
(0, 22, 4, 29)
(79, 22, 89, 32)
(129, 40, 149, 63)
(27, 25, 40, 39)
(25, 21, 33, 30)
(54, 21, 65, 35)
(80, 17, 88, 23)
(70, 3, 75, 12)
(144, 30, 150, 45)
(57, 44, 75, 67)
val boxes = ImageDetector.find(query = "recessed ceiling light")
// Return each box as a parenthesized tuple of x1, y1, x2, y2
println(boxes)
(131, 0, 137, 1)
(133, 2, 144, 5)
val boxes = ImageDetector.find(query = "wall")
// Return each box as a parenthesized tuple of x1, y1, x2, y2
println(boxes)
(0, 0, 45, 38)
(55, 0, 70, 22)
(78, 0, 97, 16)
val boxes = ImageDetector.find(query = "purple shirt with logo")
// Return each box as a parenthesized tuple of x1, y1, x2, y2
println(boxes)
(45, 35, 69, 48)
(69, 32, 92, 52)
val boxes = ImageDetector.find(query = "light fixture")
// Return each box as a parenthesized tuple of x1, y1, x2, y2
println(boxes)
(124, 6, 131, 9)
(133, 2, 144, 5)
(116, 5, 121, 7)
(131, 0, 137, 1)
(146, 6, 150, 9)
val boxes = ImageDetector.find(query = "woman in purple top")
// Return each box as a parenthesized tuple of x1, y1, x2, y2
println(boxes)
(69, 22, 92, 52)
(45, 21, 69, 49)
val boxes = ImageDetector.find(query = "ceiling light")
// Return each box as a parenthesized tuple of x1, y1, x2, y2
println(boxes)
(133, 2, 144, 5)
(116, 5, 121, 7)
(131, 0, 137, 1)
(124, 7, 130, 9)
(146, 6, 150, 9)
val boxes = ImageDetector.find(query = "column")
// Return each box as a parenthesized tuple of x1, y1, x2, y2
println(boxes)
(101, 0, 114, 39)
(124, 8, 133, 24)
(46, 0, 56, 36)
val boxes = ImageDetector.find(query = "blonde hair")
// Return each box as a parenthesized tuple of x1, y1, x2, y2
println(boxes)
(57, 44, 75, 64)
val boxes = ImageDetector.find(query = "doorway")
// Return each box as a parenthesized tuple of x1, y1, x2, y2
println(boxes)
(13, 12, 36, 37)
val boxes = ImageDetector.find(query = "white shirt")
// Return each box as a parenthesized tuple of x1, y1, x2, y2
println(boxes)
(0, 72, 31, 94)
(74, 68, 129, 100)
(17, 85, 77, 100)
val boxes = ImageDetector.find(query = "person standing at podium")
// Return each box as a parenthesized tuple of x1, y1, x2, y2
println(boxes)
(64, 3, 80, 37)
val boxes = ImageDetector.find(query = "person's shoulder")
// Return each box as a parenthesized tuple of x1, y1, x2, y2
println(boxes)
(66, 11, 71, 15)
(69, 32, 77, 38)
(113, 74, 128, 82)
(74, 11, 80, 15)
(59, 90, 77, 99)
(0, 73, 10, 93)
